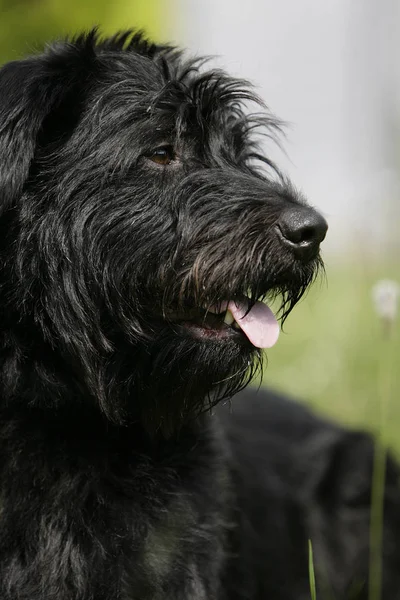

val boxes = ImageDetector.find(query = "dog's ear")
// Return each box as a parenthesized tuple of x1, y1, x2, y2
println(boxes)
(0, 34, 97, 214)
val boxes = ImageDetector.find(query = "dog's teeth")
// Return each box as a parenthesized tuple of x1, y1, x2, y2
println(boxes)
(224, 310, 235, 325)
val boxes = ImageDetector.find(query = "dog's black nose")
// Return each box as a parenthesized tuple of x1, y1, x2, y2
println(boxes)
(277, 206, 328, 260)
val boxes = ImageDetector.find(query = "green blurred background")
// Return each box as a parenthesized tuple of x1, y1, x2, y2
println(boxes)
(1, 0, 399, 453)
(0, 0, 167, 61)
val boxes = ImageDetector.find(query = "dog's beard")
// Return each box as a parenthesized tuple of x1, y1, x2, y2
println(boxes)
(103, 247, 322, 437)
(127, 327, 262, 437)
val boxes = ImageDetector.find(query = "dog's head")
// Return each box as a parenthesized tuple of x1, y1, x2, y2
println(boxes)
(0, 31, 327, 435)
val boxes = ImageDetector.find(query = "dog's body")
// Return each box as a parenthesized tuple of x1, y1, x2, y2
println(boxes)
(220, 389, 400, 599)
(0, 30, 398, 599)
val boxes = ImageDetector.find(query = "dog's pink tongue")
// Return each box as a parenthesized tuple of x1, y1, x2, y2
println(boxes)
(228, 300, 280, 349)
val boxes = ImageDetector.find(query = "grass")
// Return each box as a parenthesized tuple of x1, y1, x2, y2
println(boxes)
(309, 540, 317, 600)
(260, 258, 400, 455)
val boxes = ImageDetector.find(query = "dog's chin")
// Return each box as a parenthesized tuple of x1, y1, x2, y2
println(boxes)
(130, 275, 316, 436)
(134, 326, 260, 437)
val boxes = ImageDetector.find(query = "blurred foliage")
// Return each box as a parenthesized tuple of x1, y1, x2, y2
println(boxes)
(0, 0, 165, 64)
(261, 259, 400, 455)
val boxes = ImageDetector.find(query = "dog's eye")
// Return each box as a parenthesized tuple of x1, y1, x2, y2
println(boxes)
(147, 146, 176, 166)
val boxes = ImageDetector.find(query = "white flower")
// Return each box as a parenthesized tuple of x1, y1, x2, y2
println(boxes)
(372, 279, 400, 322)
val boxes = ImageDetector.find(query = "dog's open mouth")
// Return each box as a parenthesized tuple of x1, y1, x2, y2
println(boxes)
(170, 297, 280, 349)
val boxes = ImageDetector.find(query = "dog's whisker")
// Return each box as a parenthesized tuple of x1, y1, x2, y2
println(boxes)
(211, 364, 250, 386)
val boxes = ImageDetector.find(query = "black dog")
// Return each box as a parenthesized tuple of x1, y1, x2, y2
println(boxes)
(0, 30, 398, 599)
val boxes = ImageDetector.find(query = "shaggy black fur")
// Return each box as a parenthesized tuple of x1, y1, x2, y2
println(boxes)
(0, 29, 398, 599)
(219, 388, 400, 600)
